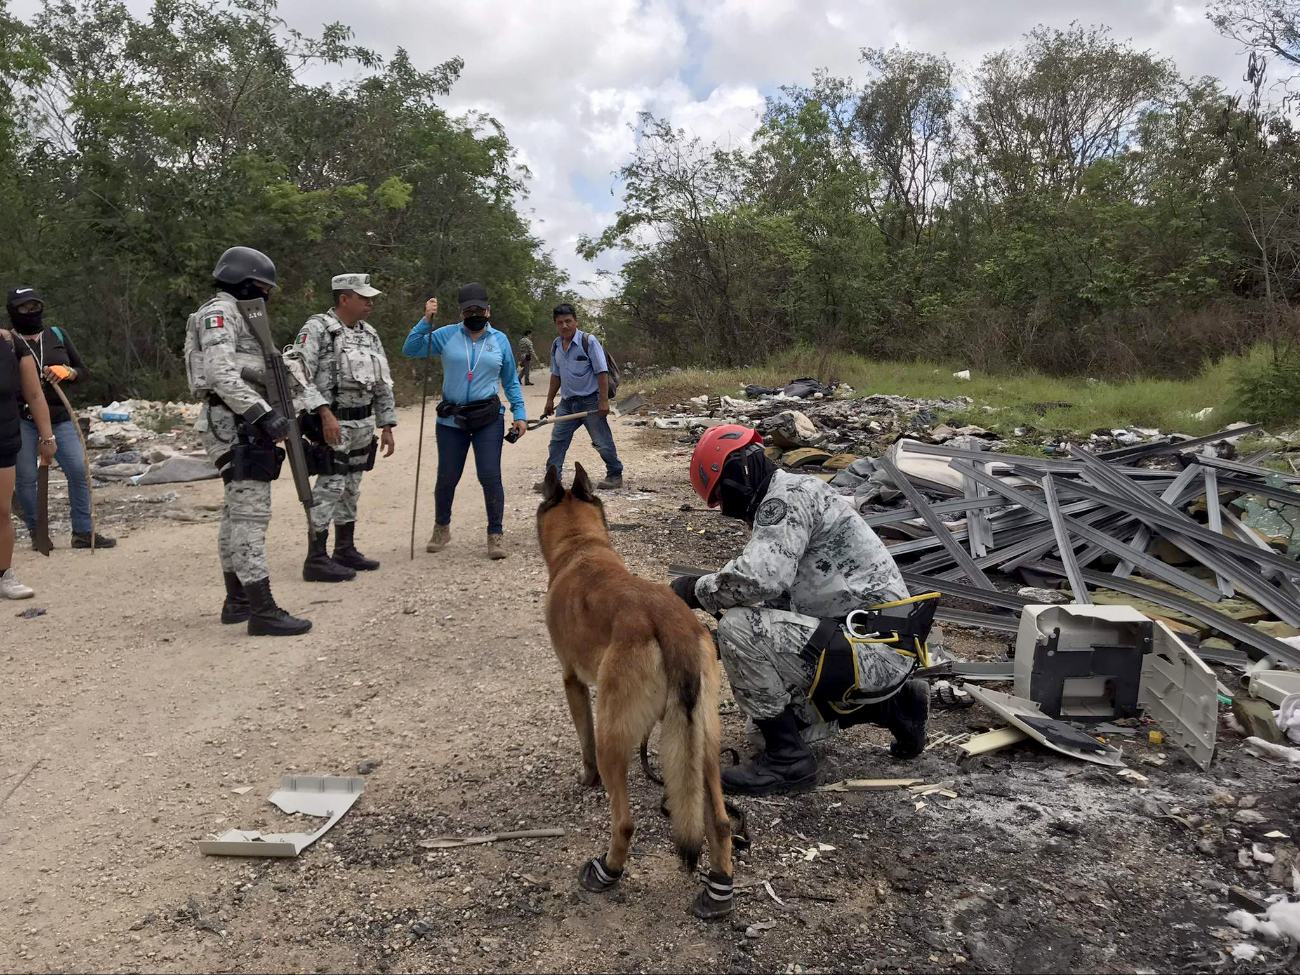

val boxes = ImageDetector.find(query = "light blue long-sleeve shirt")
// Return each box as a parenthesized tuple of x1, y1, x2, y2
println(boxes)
(403, 320, 527, 428)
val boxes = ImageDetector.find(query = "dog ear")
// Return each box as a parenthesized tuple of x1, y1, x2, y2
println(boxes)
(543, 464, 565, 505)
(571, 462, 595, 501)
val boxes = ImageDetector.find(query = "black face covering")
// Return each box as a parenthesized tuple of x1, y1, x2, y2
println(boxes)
(7, 307, 43, 335)
(717, 445, 777, 524)
(227, 279, 270, 303)
(463, 315, 489, 333)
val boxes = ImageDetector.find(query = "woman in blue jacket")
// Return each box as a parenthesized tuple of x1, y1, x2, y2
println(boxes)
(403, 283, 527, 560)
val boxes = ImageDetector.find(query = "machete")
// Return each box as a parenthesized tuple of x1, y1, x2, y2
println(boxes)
(33, 458, 52, 556)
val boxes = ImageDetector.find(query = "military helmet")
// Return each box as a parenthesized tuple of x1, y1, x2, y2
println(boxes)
(212, 246, 277, 289)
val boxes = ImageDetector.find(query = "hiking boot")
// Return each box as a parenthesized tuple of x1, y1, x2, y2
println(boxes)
(881, 679, 931, 760)
(487, 533, 508, 560)
(426, 524, 450, 553)
(244, 577, 312, 637)
(303, 528, 356, 583)
(533, 479, 547, 493)
(597, 474, 623, 490)
(720, 707, 817, 796)
(72, 531, 116, 549)
(220, 571, 251, 624)
(332, 522, 379, 571)
(0, 568, 34, 600)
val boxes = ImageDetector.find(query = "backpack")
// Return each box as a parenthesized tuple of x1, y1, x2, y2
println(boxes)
(581, 332, 620, 399)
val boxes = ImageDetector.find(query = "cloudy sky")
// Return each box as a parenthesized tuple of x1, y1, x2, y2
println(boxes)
(14, 0, 1250, 294)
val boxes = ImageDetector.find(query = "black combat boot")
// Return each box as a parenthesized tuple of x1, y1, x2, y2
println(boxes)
(220, 571, 251, 624)
(720, 707, 818, 796)
(332, 522, 379, 571)
(878, 679, 931, 759)
(302, 528, 356, 582)
(244, 577, 312, 637)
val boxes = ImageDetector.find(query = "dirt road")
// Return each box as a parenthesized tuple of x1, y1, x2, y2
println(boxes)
(1, 385, 1292, 974)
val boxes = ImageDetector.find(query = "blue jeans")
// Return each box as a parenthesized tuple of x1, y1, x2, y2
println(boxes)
(435, 415, 505, 535)
(546, 394, 623, 479)
(16, 418, 93, 534)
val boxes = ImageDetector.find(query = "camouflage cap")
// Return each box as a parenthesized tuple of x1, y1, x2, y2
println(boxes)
(331, 273, 382, 298)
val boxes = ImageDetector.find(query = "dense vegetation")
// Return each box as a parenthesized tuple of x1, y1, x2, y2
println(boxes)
(584, 3, 1300, 420)
(0, 0, 574, 402)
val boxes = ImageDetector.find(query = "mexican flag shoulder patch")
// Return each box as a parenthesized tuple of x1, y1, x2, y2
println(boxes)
(204, 314, 225, 330)
(296, 333, 308, 343)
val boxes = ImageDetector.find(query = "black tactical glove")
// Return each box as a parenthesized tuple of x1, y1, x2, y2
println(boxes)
(243, 403, 290, 441)
(669, 574, 703, 610)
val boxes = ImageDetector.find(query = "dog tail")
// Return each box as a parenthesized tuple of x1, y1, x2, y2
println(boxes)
(659, 634, 706, 872)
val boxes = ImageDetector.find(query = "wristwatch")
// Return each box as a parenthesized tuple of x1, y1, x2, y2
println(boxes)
(38, 436, 56, 446)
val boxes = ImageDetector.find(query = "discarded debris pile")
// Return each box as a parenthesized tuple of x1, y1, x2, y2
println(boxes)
(864, 431, 1300, 674)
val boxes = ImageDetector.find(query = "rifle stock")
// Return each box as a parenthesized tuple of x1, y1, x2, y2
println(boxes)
(236, 299, 315, 530)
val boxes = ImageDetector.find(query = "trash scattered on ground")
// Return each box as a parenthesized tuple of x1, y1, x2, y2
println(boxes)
(197, 775, 366, 857)
(816, 778, 923, 792)
(16, 607, 46, 619)
(416, 828, 565, 850)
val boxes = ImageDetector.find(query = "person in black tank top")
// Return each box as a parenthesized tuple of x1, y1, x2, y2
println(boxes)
(0, 328, 57, 598)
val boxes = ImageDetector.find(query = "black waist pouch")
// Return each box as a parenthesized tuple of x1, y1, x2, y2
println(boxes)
(437, 395, 500, 432)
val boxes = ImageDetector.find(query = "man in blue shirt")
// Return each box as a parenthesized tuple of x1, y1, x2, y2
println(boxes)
(403, 283, 527, 560)
(534, 304, 623, 492)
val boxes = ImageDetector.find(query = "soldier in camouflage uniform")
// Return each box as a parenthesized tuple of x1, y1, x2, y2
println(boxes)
(185, 246, 311, 636)
(670, 424, 930, 796)
(286, 273, 397, 582)
(517, 329, 536, 385)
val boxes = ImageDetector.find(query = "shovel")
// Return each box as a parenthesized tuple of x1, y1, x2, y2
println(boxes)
(527, 392, 648, 431)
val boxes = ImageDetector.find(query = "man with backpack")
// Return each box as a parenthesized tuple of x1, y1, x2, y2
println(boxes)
(533, 303, 623, 492)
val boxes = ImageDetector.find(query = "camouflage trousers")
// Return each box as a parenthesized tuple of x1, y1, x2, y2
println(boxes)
(309, 419, 375, 533)
(201, 402, 272, 585)
(717, 606, 915, 742)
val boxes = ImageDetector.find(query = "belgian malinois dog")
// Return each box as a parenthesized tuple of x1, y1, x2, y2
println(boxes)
(537, 463, 734, 919)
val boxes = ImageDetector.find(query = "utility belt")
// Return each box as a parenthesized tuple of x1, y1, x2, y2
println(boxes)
(332, 403, 373, 421)
(437, 395, 501, 433)
(298, 409, 378, 475)
(208, 395, 285, 485)
(799, 592, 940, 723)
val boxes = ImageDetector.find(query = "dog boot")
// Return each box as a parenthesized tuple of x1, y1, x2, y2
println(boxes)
(721, 707, 817, 796)
(690, 870, 734, 919)
(332, 522, 379, 571)
(881, 679, 931, 760)
(303, 528, 356, 582)
(245, 578, 312, 637)
(220, 571, 251, 624)
(578, 855, 623, 893)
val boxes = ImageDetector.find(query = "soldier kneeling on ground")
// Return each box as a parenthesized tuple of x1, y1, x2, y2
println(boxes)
(667, 425, 933, 796)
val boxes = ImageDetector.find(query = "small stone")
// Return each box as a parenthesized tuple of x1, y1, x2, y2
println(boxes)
(357, 759, 382, 775)
(1209, 792, 1237, 807)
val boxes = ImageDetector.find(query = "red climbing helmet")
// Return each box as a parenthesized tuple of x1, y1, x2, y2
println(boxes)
(690, 424, 764, 507)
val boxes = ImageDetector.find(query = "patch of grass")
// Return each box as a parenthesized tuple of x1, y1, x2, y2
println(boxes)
(633, 347, 1272, 437)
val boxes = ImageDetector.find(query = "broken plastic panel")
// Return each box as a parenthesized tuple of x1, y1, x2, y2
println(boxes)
(1137, 623, 1218, 770)
(197, 774, 366, 858)
(1249, 670, 1300, 707)
(961, 683, 1126, 767)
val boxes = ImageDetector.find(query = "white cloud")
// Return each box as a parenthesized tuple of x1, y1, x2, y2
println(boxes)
(8, 0, 1258, 295)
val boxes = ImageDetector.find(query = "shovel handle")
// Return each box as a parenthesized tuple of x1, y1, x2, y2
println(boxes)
(528, 411, 593, 430)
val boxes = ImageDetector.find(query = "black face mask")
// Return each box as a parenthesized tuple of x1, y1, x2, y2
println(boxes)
(7, 307, 43, 335)
(717, 446, 777, 524)
(463, 315, 489, 333)
(227, 279, 270, 303)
